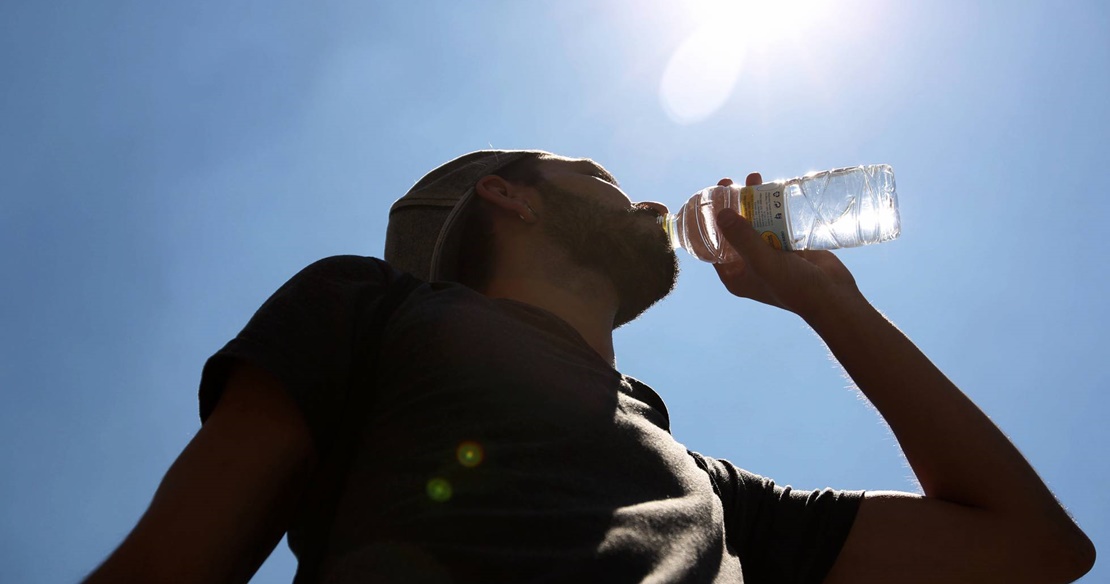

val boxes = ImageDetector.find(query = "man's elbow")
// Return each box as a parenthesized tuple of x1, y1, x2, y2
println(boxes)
(1035, 527, 1096, 583)
(1059, 531, 1096, 582)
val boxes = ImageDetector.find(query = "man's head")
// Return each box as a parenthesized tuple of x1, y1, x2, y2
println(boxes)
(385, 150, 546, 284)
(385, 150, 678, 327)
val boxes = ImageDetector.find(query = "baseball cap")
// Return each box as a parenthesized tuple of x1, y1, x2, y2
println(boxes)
(385, 149, 551, 282)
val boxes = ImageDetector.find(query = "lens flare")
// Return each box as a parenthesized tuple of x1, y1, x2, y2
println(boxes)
(426, 478, 452, 502)
(456, 441, 484, 468)
(659, 24, 744, 124)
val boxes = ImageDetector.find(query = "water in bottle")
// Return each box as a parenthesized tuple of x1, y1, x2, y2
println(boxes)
(662, 164, 900, 263)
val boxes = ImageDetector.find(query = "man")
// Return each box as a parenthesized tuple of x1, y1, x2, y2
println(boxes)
(86, 150, 1094, 583)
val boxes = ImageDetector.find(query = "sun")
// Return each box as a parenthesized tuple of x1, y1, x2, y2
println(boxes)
(689, 0, 831, 42)
(660, 0, 832, 124)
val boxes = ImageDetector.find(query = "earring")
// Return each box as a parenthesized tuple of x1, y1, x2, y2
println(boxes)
(518, 202, 537, 222)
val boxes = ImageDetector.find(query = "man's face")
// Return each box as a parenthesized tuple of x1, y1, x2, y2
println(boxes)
(532, 159, 679, 327)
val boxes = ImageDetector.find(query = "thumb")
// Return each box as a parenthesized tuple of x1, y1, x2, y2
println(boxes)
(716, 209, 777, 274)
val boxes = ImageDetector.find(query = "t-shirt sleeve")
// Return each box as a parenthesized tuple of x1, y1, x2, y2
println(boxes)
(698, 454, 863, 584)
(198, 255, 397, 452)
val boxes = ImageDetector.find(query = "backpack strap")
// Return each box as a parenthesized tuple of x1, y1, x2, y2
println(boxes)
(293, 271, 423, 583)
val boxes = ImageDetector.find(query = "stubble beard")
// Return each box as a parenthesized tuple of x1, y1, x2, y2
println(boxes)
(536, 182, 679, 328)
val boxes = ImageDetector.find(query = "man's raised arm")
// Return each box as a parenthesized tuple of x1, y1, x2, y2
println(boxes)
(84, 362, 317, 584)
(712, 173, 1095, 584)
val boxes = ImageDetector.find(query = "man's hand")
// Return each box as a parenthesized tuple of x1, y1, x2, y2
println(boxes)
(712, 173, 860, 321)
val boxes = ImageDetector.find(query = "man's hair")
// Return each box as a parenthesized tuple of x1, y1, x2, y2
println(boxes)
(455, 153, 548, 290)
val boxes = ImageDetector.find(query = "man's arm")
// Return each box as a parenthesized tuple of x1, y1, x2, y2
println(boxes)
(713, 174, 1095, 584)
(83, 362, 317, 584)
(809, 294, 1094, 583)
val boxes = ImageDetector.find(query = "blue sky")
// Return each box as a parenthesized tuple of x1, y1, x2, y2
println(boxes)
(2, 1, 1107, 581)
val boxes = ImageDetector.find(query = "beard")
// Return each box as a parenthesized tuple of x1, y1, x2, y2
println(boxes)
(536, 181, 679, 328)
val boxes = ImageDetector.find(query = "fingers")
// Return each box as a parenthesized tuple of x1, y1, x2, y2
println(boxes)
(715, 170, 766, 263)
(716, 209, 777, 276)
(713, 260, 746, 282)
(720, 173, 761, 187)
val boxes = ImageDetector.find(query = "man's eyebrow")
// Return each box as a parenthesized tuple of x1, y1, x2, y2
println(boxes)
(576, 160, 620, 187)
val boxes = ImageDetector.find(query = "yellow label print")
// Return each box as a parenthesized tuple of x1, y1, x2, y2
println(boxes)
(744, 183, 792, 250)
(740, 186, 755, 220)
(761, 231, 783, 250)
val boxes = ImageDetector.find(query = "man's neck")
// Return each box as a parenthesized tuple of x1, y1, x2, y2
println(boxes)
(482, 273, 618, 367)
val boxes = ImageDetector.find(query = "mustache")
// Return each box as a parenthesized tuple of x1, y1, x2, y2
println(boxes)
(627, 206, 662, 220)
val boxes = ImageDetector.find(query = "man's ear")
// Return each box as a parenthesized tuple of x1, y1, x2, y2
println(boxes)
(474, 175, 538, 223)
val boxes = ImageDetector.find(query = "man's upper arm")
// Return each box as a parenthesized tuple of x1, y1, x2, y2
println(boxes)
(85, 362, 317, 584)
(823, 491, 1092, 584)
(692, 453, 862, 583)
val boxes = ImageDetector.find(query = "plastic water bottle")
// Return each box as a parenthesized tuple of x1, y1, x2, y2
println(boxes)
(662, 164, 900, 263)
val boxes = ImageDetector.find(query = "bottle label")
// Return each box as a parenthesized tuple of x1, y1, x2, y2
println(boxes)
(740, 183, 790, 251)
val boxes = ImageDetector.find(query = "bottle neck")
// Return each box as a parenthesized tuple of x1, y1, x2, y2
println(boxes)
(659, 213, 680, 250)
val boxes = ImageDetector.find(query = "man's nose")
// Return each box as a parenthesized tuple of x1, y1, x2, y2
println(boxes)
(635, 201, 670, 217)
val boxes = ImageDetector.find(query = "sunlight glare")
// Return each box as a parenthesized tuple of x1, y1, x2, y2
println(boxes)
(661, 0, 832, 124)
(689, 0, 830, 42)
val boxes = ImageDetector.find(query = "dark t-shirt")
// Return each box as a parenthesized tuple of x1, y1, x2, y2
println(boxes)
(199, 256, 862, 583)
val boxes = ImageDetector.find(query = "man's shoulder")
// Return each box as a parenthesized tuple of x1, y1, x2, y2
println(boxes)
(254, 256, 423, 311)
(287, 255, 415, 287)
(299, 254, 393, 275)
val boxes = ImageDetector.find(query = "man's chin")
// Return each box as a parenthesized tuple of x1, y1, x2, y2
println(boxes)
(612, 250, 679, 328)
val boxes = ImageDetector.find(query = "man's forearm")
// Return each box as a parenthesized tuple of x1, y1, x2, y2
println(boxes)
(805, 293, 1087, 539)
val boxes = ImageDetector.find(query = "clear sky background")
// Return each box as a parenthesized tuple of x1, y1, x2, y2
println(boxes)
(2, 1, 1107, 582)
